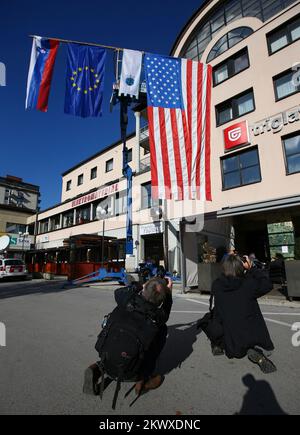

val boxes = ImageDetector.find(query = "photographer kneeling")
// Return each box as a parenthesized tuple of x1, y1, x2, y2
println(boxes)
(209, 255, 276, 373)
(83, 276, 173, 400)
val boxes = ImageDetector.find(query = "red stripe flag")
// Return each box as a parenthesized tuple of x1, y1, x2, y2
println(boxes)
(145, 53, 212, 201)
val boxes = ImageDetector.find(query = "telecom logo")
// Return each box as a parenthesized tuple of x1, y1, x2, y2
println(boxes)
(228, 127, 242, 142)
(224, 120, 249, 150)
(0, 322, 6, 347)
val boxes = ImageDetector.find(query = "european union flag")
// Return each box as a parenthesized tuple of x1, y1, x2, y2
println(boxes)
(64, 44, 106, 117)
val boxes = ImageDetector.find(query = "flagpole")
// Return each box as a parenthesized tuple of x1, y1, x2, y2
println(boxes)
(28, 35, 133, 53)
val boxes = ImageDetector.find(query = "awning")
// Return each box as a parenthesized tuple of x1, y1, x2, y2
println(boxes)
(217, 194, 300, 218)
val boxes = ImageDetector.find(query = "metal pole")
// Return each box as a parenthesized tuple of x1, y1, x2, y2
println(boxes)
(29, 35, 135, 53)
(179, 220, 187, 294)
(101, 219, 105, 268)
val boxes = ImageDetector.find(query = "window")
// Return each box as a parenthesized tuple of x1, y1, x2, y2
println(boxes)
(283, 132, 300, 174)
(213, 48, 249, 85)
(221, 147, 261, 189)
(127, 149, 133, 163)
(106, 158, 114, 172)
(92, 197, 113, 220)
(6, 223, 27, 234)
(141, 182, 152, 209)
(77, 174, 83, 186)
(267, 15, 300, 54)
(141, 182, 159, 209)
(90, 167, 97, 180)
(76, 205, 91, 225)
(39, 220, 49, 234)
(49, 215, 61, 231)
(182, 0, 294, 62)
(115, 191, 127, 216)
(62, 210, 74, 228)
(207, 27, 253, 62)
(273, 69, 299, 100)
(66, 180, 72, 191)
(216, 89, 255, 126)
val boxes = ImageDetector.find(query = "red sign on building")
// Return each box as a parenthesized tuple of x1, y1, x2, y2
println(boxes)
(223, 121, 250, 151)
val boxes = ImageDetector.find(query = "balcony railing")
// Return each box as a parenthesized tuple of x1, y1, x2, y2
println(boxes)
(140, 124, 149, 142)
(140, 155, 151, 172)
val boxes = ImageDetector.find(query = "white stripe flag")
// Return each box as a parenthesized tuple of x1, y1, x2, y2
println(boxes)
(145, 53, 212, 201)
(119, 49, 142, 99)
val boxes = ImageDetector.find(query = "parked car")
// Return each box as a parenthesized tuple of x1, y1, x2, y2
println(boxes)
(0, 258, 28, 280)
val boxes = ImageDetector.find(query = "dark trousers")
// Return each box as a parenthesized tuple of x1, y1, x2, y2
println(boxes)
(140, 325, 168, 378)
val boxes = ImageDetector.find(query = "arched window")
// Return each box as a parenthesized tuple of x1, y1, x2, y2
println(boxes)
(207, 27, 253, 62)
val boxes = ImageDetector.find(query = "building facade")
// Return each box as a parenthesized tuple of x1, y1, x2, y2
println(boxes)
(0, 175, 40, 258)
(26, 0, 300, 286)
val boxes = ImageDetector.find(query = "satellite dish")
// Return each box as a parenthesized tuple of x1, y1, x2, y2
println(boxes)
(0, 235, 10, 251)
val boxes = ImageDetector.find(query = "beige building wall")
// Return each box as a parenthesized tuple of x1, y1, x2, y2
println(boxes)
(172, 1, 300, 215)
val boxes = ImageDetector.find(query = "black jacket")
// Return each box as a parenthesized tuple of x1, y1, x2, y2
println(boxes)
(212, 269, 274, 359)
(114, 285, 173, 328)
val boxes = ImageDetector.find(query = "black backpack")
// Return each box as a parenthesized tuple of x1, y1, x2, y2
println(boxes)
(95, 295, 159, 408)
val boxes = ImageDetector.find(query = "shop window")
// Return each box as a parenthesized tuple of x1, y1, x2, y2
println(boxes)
(77, 174, 83, 186)
(92, 197, 113, 220)
(267, 14, 300, 55)
(76, 205, 91, 225)
(221, 147, 261, 189)
(6, 222, 27, 234)
(283, 132, 300, 174)
(66, 180, 72, 191)
(90, 167, 97, 180)
(213, 48, 249, 86)
(273, 69, 299, 101)
(106, 158, 114, 172)
(267, 221, 295, 259)
(216, 88, 255, 126)
(62, 211, 74, 228)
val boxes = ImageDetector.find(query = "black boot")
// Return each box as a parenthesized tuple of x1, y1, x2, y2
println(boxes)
(83, 363, 102, 395)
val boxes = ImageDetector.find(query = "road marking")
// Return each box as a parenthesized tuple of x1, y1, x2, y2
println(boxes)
(185, 298, 209, 306)
(264, 318, 293, 328)
(172, 310, 207, 314)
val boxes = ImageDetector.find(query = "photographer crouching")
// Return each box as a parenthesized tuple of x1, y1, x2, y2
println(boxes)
(199, 254, 277, 374)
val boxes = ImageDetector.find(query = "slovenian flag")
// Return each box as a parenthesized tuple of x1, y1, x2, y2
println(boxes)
(26, 36, 59, 112)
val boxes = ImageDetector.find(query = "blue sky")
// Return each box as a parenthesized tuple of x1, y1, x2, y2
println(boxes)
(0, 0, 203, 209)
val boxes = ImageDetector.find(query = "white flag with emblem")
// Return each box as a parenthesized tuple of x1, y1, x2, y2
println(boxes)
(119, 49, 142, 99)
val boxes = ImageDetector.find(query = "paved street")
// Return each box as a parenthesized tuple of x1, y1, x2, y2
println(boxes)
(0, 279, 299, 415)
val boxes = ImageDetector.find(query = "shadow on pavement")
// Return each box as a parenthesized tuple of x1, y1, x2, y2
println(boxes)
(236, 374, 288, 415)
(0, 280, 78, 300)
(157, 322, 202, 376)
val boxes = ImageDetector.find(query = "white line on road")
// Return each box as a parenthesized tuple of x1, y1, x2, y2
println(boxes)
(264, 317, 294, 328)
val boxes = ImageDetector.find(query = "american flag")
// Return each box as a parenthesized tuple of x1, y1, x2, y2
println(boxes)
(145, 53, 212, 201)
